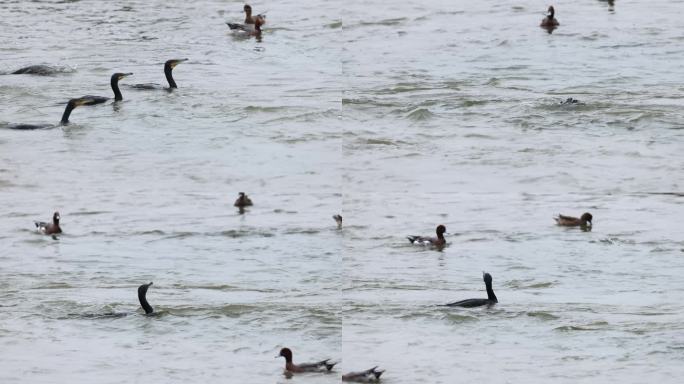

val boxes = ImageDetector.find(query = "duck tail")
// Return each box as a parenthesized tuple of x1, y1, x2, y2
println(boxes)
(407, 236, 417, 243)
(321, 359, 337, 371)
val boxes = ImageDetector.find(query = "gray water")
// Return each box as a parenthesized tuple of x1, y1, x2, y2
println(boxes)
(1, 0, 683, 382)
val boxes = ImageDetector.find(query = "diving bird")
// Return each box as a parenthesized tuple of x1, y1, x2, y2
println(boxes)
(234, 192, 253, 208)
(277, 347, 336, 373)
(554, 212, 593, 228)
(9, 65, 67, 76)
(130, 59, 187, 89)
(342, 366, 385, 383)
(34, 211, 62, 235)
(407, 225, 447, 248)
(5, 96, 103, 130)
(138, 282, 154, 315)
(446, 272, 498, 308)
(540, 6, 560, 29)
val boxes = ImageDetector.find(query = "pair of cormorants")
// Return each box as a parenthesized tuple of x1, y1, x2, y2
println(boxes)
(7, 59, 187, 130)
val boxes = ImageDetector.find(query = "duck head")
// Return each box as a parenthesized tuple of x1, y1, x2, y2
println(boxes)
(278, 347, 293, 362)
(580, 212, 593, 225)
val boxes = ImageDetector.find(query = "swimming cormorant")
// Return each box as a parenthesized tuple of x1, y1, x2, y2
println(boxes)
(138, 282, 154, 314)
(131, 59, 187, 89)
(446, 272, 498, 308)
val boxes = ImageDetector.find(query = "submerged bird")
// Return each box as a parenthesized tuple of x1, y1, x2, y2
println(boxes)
(342, 366, 385, 383)
(554, 212, 593, 228)
(560, 97, 580, 105)
(446, 272, 498, 308)
(333, 214, 343, 229)
(138, 282, 154, 314)
(34, 211, 62, 235)
(9, 64, 67, 76)
(407, 225, 447, 248)
(277, 348, 336, 373)
(227, 4, 266, 31)
(234, 192, 253, 208)
(540, 6, 560, 29)
(6, 95, 115, 130)
(130, 59, 187, 89)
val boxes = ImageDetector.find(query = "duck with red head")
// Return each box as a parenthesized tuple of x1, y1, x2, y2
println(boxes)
(540, 5, 560, 30)
(34, 211, 62, 235)
(554, 212, 593, 228)
(446, 272, 498, 308)
(227, 4, 266, 33)
(407, 224, 447, 248)
(277, 347, 336, 373)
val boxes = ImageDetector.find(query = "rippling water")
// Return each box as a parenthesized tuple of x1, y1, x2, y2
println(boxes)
(1, 0, 683, 382)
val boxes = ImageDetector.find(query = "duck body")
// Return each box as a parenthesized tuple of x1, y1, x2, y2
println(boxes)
(554, 212, 593, 227)
(227, 4, 265, 32)
(35, 211, 62, 235)
(342, 367, 384, 382)
(278, 348, 336, 373)
(446, 272, 498, 308)
(234, 192, 253, 208)
(540, 6, 560, 27)
(407, 224, 446, 247)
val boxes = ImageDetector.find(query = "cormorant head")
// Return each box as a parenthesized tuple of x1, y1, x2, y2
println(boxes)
(483, 272, 493, 285)
(581, 212, 593, 225)
(278, 348, 293, 361)
(165, 59, 188, 71)
(111, 72, 133, 82)
(547, 6, 555, 17)
(436, 225, 446, 236)
(138, 282, 153, 294)
(244, 4, 252, 13)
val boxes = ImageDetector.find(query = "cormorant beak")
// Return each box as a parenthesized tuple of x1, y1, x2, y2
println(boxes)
(170, 59, 188, 69)
(121, 73, 133, 79)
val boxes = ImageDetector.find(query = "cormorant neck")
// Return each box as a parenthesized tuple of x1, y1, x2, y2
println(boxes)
(486, 282, 497, 303)
(138, 290, 154, 314)
(60, 102, 76, 124)
(164, 65, 177, 88)
(111, 76, 123, 101)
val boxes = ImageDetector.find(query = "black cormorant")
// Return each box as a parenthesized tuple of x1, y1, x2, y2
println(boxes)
(130, 59, 187, 89)
(446, 272, 498, 308)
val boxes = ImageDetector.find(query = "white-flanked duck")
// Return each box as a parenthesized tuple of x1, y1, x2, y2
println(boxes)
(540, 5, 559, 30)
(407, 224, 446, 248)
(277, 347, 336, 373)
(446, 272, 498, 308)
(227, 4, 266, 32)
(342, 366, 385, 382)
(554, 212, 593, 228)
(35, 211, 62, 235)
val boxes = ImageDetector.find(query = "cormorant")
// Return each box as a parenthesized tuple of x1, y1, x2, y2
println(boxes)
(130, 59, 187, 89)
(446, 272, 498, 308)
